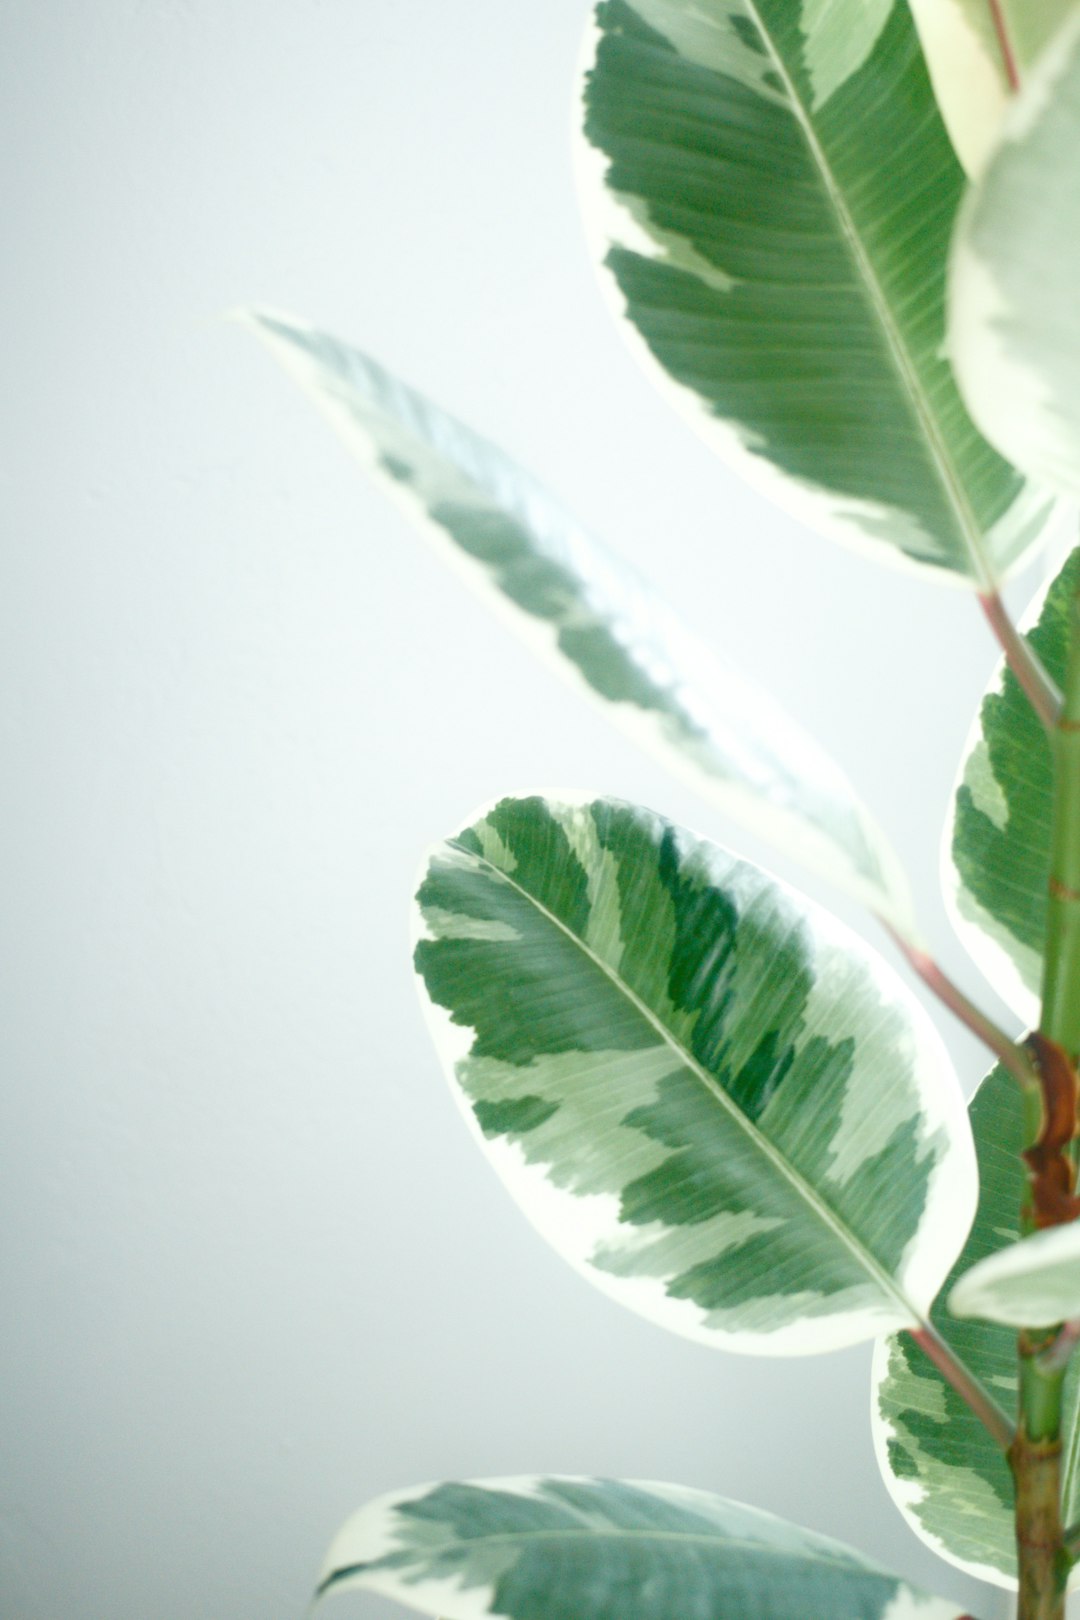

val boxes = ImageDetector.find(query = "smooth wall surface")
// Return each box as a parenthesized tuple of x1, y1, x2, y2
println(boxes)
(0, 5, 1045, 1617)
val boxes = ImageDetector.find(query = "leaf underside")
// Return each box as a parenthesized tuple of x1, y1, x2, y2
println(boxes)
(415, 794, 974, 1355)
(242, 308, 914, 934)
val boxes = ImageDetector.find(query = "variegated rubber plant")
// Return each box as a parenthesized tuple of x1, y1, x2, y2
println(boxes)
(240, 4, 1080, 1618)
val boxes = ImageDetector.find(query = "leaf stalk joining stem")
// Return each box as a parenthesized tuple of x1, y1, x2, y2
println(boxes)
(1014, 584, 1080, 1620)
(978, 590, 1061, 732)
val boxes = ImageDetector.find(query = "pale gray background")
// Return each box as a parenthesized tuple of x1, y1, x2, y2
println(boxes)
(0, 4, 1051, 1618)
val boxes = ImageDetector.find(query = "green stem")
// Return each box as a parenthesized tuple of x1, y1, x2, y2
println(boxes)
(1012, 1331, 1069, 1620)
(1041, 591, 1080, 1049)
(1014, 585, 1080, 1620)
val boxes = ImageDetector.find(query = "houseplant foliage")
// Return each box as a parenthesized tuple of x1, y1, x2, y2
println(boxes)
(242, 1, 1080, 1616)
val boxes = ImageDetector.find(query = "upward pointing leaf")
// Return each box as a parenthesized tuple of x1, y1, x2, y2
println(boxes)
(416, 795, 975, 1355)
(578, 0, 1053, 583)
(948, 10, 1080, 501)
(240, 309, 915, 937)
(316, 1475, 977, 1620)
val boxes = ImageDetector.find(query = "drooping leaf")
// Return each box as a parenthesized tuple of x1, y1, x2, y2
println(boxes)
(415, 795, 975, 1355)
(949, 11, 1080, 499)
(946, 548, 1080, 1023)
(240, 308, 915, 935)
(906, 0, 1075, 176)
(577, 0, 1053, 583)
(315, 1475, 978, 1620)
(951, 1222, 1080, 1328)
(872, 1062, 1080, 1588)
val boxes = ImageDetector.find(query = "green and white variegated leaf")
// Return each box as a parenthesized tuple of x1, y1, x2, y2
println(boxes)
(950, 1221, 1080, 1329)
(872, 1062, 1080, 1589)
(316, 1475, 977, 1620)
(946, 548, 1080, 1022)
(949, 10, 1080, 500)
(907, 0, 1076, 177)
(415, 795, 975, 1355)
(239, 308, 915, 937)
(577, 0, 1054, 584)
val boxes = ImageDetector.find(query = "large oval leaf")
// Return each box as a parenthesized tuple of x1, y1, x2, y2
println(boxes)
(415, 795, 975, 1355)
(578, 0, 1053, 583)
(946, 547, 1080, 1023)
(950, 1221, 1080, 1329)
(316, 1475, 976, 1620)
(949, 10, 1080, 500)
(906, 0, 1075, 177)
(872, 1061, 1080, 1588)
(240, 308, 915, 936)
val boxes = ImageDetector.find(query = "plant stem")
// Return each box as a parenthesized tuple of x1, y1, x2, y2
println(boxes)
(986, 0, 1021, 91)
(978, 590, 1061, 732)
(909, 1325, 1014, 1450)
(887, 929, 1039, 1094)
(1012, 1330, 1069, 1620)
(1041, 590, 1080, 1050)
(1038, 1321, 1080, 1376)
(1013, 584, 1080, 1620)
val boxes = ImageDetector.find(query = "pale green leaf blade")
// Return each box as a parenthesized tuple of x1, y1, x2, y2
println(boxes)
(577, 0, 1054, 584)
(950, 1222, 1080, 1328)
(949, 11, 1080, 499)
(872, 1062, 1080, 1588)
(416, 795, 975, 1355)
(906, 0, 1075, 177)
(239, 308, 915, 936)
(316, 1475, 977, 1620)
(946, 548, 1080, 1022)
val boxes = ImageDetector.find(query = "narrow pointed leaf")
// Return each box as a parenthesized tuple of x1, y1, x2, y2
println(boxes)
(316, 1475, 978, 1620)
(578, 0, 1053, 583)
(951, 1223, 1080, 1329)
(872, 1062, 1080, 1588)
(240, 308, 915, 936)
(946, 548, 1080, 1022)
(415, 795, 975, 1355)
(906, 0, 1074, 177)
(949, 11, 1080, 499)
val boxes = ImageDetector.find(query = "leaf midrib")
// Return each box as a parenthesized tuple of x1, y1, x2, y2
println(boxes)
(743, 1, 994, 586)
(611, 0, 997, 584)
(450, 837, 923, 1329)
(322, 1523, 878, 1594)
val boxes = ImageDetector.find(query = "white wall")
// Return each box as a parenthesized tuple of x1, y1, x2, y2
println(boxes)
(0, 5, 1037, 1617)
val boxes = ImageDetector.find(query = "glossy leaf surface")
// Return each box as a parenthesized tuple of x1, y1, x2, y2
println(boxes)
(949, 12, 1080, 499)
(316, 1476, 977, 1620)
(242, 308, 914, 933)
(873, 1063, 1080, 1587)
(579, 0, 1052, 583)
(416, 795, 975, 1355)
(951, 1222, 1080, 1329)
(946, 549, 1080, 1022)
